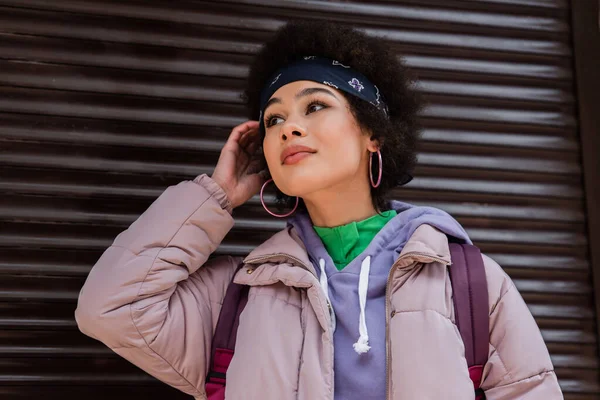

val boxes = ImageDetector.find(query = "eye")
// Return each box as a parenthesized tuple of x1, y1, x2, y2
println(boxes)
(265, 115, 283, 128)
(264, 100, 329, 128)
(307, 100, 327, 114)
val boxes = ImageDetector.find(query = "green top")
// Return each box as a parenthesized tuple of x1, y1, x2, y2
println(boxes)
(313, 210, 397, 271)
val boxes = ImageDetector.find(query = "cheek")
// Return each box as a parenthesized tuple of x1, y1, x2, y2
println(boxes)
(323, 139, 363, 171)
(318, 121, 364, 167)
(262, 135, 280, 170)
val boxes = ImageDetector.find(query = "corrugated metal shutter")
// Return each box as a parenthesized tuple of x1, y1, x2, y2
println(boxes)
(0, 0, 596, 398)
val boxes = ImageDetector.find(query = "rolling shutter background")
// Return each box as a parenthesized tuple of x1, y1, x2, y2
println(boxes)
(0, 0, 596, 398)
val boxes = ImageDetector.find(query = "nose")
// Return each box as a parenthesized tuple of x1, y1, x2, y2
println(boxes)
(280, 121, 307, 142)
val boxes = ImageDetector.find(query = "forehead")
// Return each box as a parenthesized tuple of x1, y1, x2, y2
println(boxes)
(270, 80, 341, 100)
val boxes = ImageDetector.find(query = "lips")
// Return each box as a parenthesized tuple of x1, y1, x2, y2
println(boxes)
(280, 145, 317, 164)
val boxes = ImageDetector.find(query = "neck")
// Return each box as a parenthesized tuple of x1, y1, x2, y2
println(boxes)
(303, 177, 378, 227)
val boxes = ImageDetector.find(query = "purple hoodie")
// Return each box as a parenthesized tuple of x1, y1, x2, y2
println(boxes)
(288, 200, 472, 400)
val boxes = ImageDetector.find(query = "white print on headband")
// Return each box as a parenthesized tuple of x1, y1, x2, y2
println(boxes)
(332, 60, 351, 68)
(348, 78, 364, 92)
(269, 73, 282, 87)
(323, 81, 339, 89)
(303, 56, 316, 60)
(370, 85, 381, 107)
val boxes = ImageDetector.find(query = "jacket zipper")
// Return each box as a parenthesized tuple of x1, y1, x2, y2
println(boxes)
(385, 251, 450, 400)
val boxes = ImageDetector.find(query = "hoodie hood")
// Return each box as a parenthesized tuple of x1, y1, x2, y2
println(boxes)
(287, 199, 472, 275)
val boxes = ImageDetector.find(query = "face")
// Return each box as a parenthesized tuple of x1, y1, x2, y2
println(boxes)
(262, 80, 378, 199)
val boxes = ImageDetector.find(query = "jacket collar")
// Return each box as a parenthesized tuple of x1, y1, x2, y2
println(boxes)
(393, 224, 452, 268)
(237, 227, 329, 332)
(243, 226, 316, 275)
(235, 223, 452, 334)
(242, 223, 451, 278)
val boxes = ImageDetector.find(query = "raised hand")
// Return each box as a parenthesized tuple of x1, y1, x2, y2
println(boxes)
(211, 120, 269, 210)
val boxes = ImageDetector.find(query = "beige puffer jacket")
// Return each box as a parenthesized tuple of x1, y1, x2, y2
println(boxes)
(75, 174, 563, 399)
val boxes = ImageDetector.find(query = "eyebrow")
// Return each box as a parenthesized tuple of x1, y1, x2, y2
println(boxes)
(263, 87, 338, 116)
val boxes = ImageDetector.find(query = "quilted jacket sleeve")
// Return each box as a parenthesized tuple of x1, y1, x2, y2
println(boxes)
(480, 254, 563, 399)
(75, 174, 241, 399)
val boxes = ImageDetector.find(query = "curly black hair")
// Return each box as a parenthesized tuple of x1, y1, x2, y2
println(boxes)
(243, 19, 422, 213)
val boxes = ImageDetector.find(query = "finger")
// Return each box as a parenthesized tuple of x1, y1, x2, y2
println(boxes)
(246, 157, 268, 175)
(242, 127, 260, 148)
(239, 144, 261, 173)
(238, 127, 260, 150)
(232, 120, 259, 140)
(244, 142, 258, 158)
(246, 168, 270, 194)
(238, 127, 256, 147)
(233, 120, 259, 131)
(244, 136, 262, 156)
(225, 121, 259, 148)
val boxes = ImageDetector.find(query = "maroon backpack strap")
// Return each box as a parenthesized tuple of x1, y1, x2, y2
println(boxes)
(448, 242, 489, 399)
(205, 263, 249, 397)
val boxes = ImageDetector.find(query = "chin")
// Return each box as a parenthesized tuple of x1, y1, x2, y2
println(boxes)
(275, 180, 309, 198)
(276, 170, 332, 198)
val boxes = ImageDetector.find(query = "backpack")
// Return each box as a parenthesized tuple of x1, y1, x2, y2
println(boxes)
(205, 241, 489, 400)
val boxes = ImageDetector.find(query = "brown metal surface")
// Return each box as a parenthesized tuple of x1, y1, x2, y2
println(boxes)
(571, 0, 600, 366)
(0, 0, 596, 398)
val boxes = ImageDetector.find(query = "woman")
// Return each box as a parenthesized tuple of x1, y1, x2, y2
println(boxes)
(75, 20, 563, 399)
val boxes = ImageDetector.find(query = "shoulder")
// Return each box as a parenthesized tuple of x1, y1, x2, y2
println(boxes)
(480, 252, 517, 314)
(185, 255, 245, 301)
(201, 254, 244, 278)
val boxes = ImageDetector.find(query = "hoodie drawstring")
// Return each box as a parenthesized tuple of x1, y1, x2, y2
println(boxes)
(319, 258, 336, 332)
(353, 256, 371, 354)
(318, 257, 371, 355)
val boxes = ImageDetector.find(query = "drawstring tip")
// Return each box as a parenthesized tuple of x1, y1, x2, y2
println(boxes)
(353, 337, 371, 354)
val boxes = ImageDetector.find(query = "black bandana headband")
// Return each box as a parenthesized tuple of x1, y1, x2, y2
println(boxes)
(259, 56, 389, 133)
